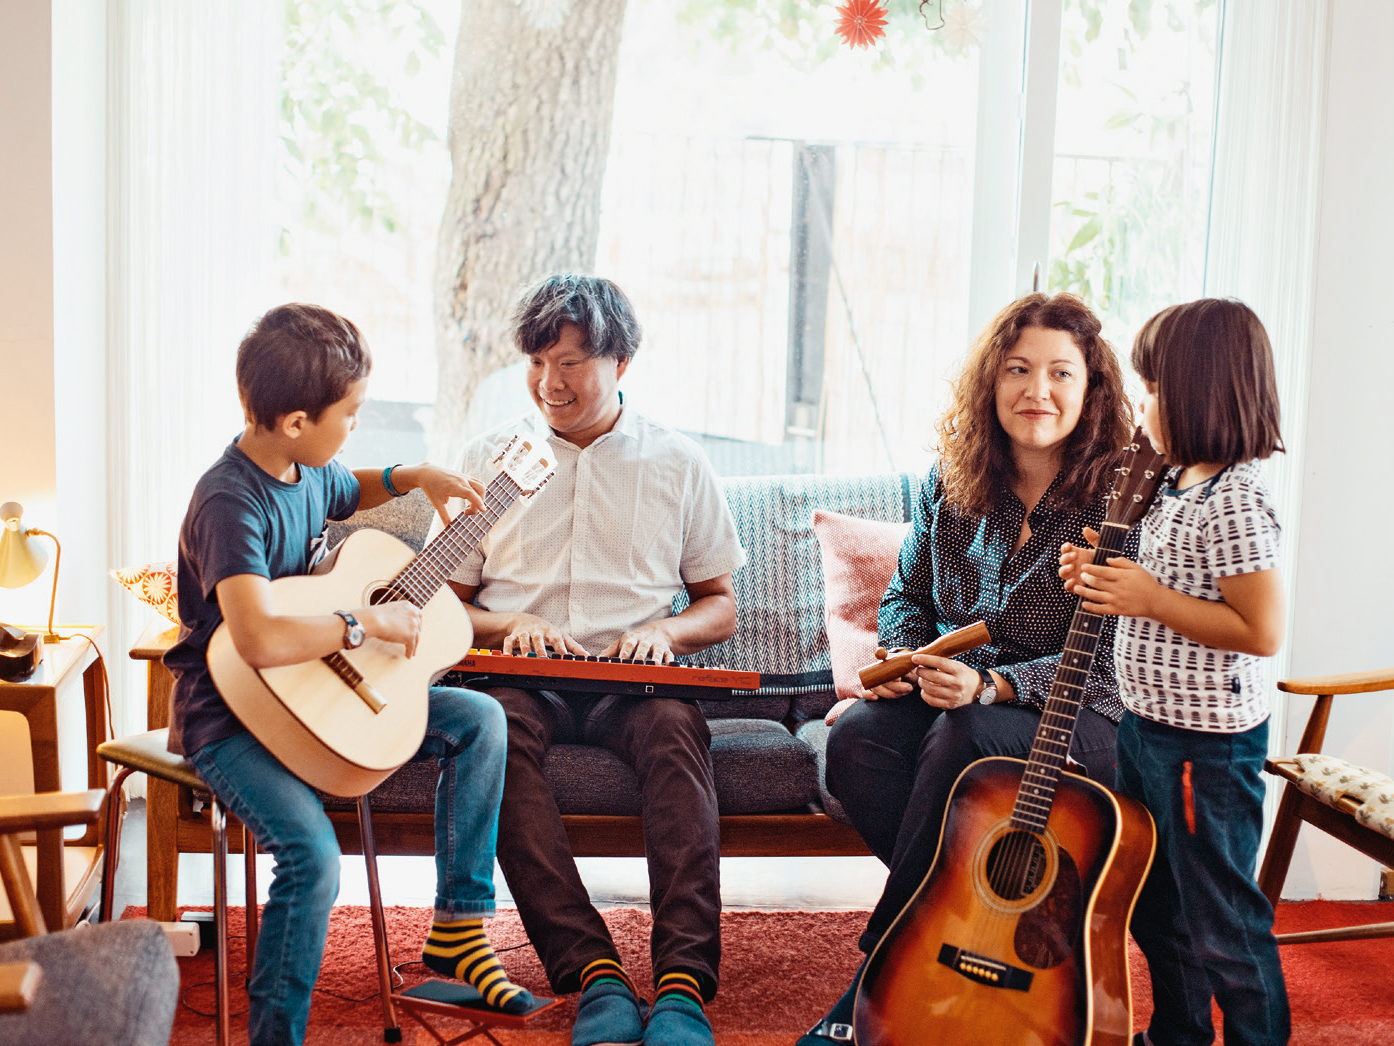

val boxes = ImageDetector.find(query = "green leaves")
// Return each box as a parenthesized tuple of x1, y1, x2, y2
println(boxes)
(280, 0, 445, 244)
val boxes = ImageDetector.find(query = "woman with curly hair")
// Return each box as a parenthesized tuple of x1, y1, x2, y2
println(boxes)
(798, 293, 1134, 1046)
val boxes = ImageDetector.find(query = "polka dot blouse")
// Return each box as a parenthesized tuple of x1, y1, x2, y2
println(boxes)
(878, 463, 1133, 721)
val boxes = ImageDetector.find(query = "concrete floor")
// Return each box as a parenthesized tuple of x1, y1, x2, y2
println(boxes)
(110, 799, 887, 916)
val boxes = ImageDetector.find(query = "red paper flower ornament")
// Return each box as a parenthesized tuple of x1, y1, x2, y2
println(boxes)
(835, 0, 889, 49)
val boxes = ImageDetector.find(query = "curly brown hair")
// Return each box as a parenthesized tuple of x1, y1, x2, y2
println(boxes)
(936, 293, 1133, 517)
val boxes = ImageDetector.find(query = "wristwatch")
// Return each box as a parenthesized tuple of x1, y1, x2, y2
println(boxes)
(334, 610, 366, 650)
(976, 668, 999, 705)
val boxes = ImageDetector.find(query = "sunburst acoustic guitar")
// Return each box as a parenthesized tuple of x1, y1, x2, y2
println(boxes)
(853, 429, 1168, 1046)
(208, 435, 555, 797)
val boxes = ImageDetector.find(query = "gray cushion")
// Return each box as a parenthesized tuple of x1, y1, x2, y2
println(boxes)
(323, 718, 821, 816)
(546, 719, 820, 816)
(0, 920, 177, 1046)
(795, 718, 852, 825)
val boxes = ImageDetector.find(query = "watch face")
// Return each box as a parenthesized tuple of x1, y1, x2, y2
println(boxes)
(347, 624, 366, 649)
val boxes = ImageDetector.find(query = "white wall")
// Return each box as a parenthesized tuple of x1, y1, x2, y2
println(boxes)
(1281, 0, 1394, 898)
(0, 1, 107, 634)
(0, 1, 55, 511)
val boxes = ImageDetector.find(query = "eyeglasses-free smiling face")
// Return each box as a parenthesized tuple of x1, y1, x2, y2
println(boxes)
(526, 323, 630, 449)
(994, 326, 1089, 466)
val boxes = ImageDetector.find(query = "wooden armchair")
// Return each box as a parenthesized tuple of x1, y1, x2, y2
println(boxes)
(1257, 666, 1394, 944)
(0, 790, 179, 1044)
(0, 790, 105, 1013)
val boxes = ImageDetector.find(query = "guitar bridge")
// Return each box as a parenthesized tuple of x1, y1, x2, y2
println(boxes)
(937, 944, 1033, 992)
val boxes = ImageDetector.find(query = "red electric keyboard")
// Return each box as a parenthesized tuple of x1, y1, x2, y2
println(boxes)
(447, 650, 761, 700)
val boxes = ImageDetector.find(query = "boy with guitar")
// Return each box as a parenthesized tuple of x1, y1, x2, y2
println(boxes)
(164, 303, 535, 1045)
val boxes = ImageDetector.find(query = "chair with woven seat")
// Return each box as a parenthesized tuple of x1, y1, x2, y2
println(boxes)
(1257, 666, 1394, 944)
(98, 728, 257, 1046)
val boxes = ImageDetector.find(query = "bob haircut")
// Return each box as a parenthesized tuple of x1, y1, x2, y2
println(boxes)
(1132, 298, 1283, 468)
(512, 274, 642, 362)
(236, 303, 371, 430)
(936, 293, 1133, 517)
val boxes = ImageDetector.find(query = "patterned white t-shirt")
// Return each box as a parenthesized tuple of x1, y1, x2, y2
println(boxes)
(1115, 459, 1282, 733)
(435, 406, 746, 653)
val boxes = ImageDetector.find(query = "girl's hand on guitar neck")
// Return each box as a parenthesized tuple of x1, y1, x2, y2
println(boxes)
(358, 601, 424, 658)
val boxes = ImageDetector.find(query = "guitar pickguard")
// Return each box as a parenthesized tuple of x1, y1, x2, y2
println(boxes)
(972, 824, 1083, 970)
(1015, 847, 1081, 969)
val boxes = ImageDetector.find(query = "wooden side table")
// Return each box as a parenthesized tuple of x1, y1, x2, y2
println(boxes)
(0, 626, 109, 936)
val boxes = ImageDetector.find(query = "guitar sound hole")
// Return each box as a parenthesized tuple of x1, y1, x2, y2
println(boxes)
(985, 830, 1048, 901)
(368, 585, 403, 605)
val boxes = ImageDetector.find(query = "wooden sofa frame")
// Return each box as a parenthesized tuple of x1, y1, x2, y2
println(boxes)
(131, 620, 869, 923)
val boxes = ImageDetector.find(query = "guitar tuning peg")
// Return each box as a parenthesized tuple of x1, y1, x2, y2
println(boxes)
(1144, 469, 1155, 479)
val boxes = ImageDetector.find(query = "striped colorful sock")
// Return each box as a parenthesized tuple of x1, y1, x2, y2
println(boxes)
(654, 969, 704, 1011)
(421, 918, 535, 1013)
(580, 957, 638, 998)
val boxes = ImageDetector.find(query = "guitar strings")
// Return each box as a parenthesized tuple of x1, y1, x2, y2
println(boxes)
(379, 473, 524, 608)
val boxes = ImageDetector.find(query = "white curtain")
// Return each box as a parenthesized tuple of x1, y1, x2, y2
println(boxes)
(1202, 1, 1331, 815)
(106, 1, 280, 747)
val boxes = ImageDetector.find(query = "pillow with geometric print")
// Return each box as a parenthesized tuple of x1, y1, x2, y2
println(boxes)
(109, 561, 180, 625)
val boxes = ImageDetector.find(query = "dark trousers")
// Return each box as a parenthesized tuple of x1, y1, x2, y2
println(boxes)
(1118, 712, 1290, 1046)
(826, 696, 1119, 953)
(491, 687, 721, 999)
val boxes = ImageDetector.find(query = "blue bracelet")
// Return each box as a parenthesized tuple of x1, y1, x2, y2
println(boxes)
(383, 464, 406, 497)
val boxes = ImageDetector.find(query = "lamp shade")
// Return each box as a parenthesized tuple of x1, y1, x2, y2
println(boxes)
(0, 502, 50, 589)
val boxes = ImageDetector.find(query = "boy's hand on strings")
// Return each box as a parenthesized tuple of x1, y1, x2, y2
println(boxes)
(359, 601, 424, 658)
(405, 464, 487, 527)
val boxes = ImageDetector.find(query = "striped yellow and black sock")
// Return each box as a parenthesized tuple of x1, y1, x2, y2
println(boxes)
(422, 918, 535, 1013)
(579, 957, 638, 998)
(654, 970, 704, 1011)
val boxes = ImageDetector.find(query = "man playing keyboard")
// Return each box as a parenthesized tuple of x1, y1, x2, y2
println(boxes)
(439, 274, 745, 1046)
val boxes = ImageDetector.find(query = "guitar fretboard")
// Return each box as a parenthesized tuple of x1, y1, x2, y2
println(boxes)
(1009, 521, 1129, 833)
(377, 472, 524, 609)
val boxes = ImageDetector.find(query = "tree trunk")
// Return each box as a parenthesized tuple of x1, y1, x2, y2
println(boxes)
(431, 0, 629, 464)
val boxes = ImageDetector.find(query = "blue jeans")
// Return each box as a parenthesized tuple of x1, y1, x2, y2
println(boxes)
(1117, 712, 1290, 1046)
(189, 685, 507, 1046)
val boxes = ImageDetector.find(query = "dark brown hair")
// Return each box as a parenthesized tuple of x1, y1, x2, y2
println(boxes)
(512, 274, 642, 362)
(236, 303, 371, 429)
(936, 293, 1133, 517)
(1131, 298, 1284, 467)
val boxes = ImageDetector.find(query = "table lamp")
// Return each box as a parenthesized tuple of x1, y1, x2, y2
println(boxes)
(0, 501, 63, 643)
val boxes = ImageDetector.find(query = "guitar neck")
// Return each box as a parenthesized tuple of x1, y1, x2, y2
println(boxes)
(380, 471, 523, 608)
(1010, 521, 1130, 832)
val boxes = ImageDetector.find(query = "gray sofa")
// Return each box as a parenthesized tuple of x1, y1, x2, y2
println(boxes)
(323, 470, 919, 854)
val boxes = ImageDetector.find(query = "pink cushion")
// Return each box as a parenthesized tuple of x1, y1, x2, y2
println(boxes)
(110, 562, 180, 624)
(813, 509, 910, 704)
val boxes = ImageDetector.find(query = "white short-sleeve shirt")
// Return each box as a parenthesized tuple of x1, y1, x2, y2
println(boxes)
(1115, 460, 1282, 733)
(436, 406, 746, 653)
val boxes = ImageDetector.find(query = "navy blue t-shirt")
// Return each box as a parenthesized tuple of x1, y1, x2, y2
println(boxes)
(164, 438, 360, 756)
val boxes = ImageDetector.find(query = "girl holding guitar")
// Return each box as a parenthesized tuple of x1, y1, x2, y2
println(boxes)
(799, 294, 1134, 1046)
(1060, 299, 1289, 1046)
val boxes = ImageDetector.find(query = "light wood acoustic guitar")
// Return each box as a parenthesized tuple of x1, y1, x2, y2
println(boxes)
(209, 436, 555, 797)
(854, 429, 1168, 1046)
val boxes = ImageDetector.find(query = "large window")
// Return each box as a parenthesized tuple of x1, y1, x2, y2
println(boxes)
(290, 0, 1219, 479)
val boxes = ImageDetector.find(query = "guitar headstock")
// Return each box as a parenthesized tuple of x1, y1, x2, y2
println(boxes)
(492, 435, 556, 497)
(1105, 427, 1169, 528)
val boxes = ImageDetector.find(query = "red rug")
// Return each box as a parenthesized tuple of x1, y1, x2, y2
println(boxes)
(128, 902, 1393, 1045)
